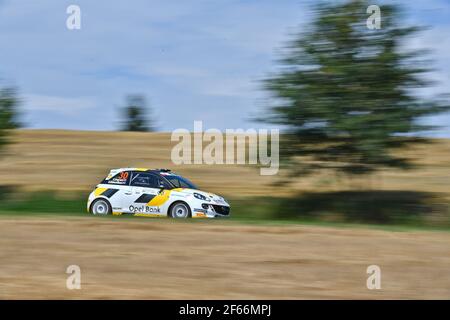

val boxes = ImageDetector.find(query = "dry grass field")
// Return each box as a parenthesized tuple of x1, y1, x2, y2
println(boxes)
(0, 130, 449, 299)
(0, 217, 449, 299)
(0, 130, 275, 196)
(0, 129, 449, 199)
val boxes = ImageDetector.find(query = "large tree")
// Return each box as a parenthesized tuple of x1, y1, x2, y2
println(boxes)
(263, 0, 449, 177)
(0, 86, 21, 151)
(120, 94, 155, 132)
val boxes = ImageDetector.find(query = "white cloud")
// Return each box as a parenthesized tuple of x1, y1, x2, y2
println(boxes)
(0, 0, 449, 135)
(23, 94, 97, 115)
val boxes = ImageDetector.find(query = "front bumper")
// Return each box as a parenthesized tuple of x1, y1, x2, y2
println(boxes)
(193, 203, 230, 218)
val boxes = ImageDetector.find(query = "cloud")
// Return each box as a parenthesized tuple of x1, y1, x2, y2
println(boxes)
(0, 0, 449, 135)
(23, 94, 97, 115)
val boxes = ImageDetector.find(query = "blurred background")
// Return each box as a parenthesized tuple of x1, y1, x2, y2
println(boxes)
(0, 0, 449, 299)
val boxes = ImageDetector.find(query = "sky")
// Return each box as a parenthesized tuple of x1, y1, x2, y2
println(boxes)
(0, 0, 449, 136)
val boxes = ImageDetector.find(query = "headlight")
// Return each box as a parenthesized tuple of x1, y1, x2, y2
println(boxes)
(194, 193, 209, 201)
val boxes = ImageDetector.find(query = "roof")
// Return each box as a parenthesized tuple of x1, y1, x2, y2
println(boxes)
(108, 168, 173, 174)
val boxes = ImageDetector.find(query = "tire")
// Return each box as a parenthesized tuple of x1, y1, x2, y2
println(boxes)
(169, 202, 191, 218)
(90, 198, 112, 215)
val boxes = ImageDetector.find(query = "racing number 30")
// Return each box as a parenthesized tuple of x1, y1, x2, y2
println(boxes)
(119, 172, 129, 180)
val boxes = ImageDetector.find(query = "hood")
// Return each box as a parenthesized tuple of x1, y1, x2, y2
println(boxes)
(172, 188, 229, 206)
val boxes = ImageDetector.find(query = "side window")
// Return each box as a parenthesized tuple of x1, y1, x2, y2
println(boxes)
(130, 172, 159, 188)
(178, 179, 191, 188)
(158, 178, 172, 189)
(103, 171, 130, 185)
(170, 178, 181, 188)
(166, 176, 190, 188)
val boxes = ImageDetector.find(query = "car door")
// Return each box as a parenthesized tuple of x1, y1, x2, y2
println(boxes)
(124, 172, 163, 215)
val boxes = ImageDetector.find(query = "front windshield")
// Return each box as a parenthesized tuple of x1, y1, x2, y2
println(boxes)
(164, 175, 198, 189)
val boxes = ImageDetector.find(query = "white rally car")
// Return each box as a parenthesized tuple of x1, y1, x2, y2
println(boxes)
(87, 168, 230, 218)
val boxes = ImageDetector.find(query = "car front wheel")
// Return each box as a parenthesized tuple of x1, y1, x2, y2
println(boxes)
(169, 202, 191, 218)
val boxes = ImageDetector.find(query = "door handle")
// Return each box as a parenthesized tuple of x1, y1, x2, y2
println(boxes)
(125, 191, 132, 195)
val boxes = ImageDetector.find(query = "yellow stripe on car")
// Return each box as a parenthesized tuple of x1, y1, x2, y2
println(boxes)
(134, 213, 165, 217)
(147, 190, 172, 206)
(94, 187, 108, 196)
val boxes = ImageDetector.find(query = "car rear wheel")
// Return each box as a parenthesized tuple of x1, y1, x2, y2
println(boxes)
(169, 202, 191, 218)
(91, 199, 112, 215)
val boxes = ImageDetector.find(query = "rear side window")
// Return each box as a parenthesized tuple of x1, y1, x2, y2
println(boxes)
(130, 172, 160, 188)
(102, 171, 130, 185)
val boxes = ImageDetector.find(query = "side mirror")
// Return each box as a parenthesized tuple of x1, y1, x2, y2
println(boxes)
(156, 185, 164, 195)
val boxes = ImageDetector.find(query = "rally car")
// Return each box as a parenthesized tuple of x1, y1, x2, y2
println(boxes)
(87, 168, 230, 218)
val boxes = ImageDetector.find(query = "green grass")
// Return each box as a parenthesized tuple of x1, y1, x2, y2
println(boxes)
(0, 190, 449, 231)
(0, 190, 87, 216)
(229, 191, 450, 229)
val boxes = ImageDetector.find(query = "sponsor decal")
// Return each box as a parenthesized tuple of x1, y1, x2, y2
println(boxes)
(108, 178, 127, 185)
(129, 205, 161, 214)
(107, 172, 129, 185)
(194, 212, 207, 218)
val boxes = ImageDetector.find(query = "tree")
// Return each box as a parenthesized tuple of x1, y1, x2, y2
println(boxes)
(0, 86, 21, 151)
(120, 95, 155, 132)
(263, 0, 449, 178)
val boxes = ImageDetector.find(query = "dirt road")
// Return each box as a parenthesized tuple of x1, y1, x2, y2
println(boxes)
(0, 217, 449, 299)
